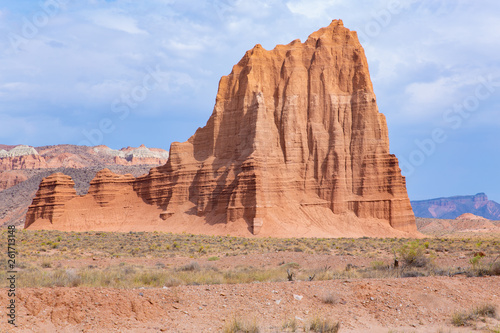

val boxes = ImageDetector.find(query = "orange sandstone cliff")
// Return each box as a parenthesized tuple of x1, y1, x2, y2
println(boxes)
(25, 20, 417, 237)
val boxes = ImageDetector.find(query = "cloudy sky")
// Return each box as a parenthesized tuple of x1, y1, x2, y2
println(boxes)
(0, 0, 499, 202)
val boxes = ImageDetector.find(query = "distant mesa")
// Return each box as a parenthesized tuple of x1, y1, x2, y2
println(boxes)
(0, 144, 169, 173)
(0, 144, 169, 193)
(25, 20, 418, 238)
(411, 193, 500, 220)
(93, 144, 169, 162)
(455, 213, 488, 221)
(0, 145, 46, 172)
(0, 145, 39, 158)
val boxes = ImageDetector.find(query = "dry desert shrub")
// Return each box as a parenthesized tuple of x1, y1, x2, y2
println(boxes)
(223, 315, 260, 333)
(490, 261, 500, 275)
(451, 303, 497, 327)
(281, 317, 298, 332)
(320, 293, 338, 305)
(308, 315, 340, 333)
(177, 261, 200, 272)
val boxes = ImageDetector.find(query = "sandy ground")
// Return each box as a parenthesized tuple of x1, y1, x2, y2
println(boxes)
(1, 275, 499, 332)
(2, 219, 499, 332)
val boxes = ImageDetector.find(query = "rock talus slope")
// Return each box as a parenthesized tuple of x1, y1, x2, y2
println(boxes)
(26, 20, 417, 237)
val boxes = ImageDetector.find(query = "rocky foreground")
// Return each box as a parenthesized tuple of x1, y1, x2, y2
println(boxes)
(2, 276, 499, 332)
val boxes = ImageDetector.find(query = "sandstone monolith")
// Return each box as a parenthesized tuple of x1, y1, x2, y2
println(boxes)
(25, 20, 417, 237)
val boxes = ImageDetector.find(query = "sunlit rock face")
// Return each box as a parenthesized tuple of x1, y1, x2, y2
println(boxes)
(25, 21, 417, 238)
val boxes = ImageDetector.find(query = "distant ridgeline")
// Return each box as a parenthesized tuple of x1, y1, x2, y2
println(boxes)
(411, 193, 500, 220)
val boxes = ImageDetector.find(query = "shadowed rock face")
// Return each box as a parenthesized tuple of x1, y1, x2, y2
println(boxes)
(25, 20, 417, 237)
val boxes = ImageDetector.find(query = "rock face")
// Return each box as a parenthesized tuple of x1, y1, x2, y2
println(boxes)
(25, 20, 417, 237)
(0, 171, 28, 191)
(412, 193, 500, 220)
(25, 173, 77, 227)
(0, 143, 168, 228)
(0, 145, 47, 171)
(0, 155, 47, 171)
(87, 169, 135, 207)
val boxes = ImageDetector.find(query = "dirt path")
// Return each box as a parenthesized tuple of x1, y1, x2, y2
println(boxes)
(2, 276, 499, 332)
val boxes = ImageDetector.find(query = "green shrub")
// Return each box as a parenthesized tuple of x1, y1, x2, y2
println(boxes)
(398, 241, 430, 267)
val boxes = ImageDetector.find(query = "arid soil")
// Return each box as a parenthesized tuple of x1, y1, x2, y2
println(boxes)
(2, 233, 500, 333)
(2, 218, 500, 332)
(2, 275, 499, 332)
(417, 217, 500, 235)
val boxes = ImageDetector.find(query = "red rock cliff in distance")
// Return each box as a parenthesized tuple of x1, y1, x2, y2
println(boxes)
(25, 20, 417, 237)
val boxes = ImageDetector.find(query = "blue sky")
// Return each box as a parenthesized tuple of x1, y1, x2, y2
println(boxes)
(0, 0, 499, 202)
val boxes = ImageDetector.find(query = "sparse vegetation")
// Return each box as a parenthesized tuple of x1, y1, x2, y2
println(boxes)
(178, 261, 200, 272)
(398, 240, 431, 268)
(320, 293, 338, 305)
(308, 315, 340, 333)
(451, 304, 497, 327)
(223, 315, 260, 333)
(1, 229, 500, 288)
(282, 317, 298, 332)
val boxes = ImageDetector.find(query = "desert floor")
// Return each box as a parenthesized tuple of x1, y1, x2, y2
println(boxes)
(1, 224, 499, 332)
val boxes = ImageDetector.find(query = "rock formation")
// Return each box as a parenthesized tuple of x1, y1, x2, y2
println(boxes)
(25, 173, 77, 226)
(412, 193, 500, 220)
(1, 144, 169, 228)
(94, 144, 170, 165)
(25, 20, 418, 237)
(0, 171, 28, 191)
(0, 155, 47, 171)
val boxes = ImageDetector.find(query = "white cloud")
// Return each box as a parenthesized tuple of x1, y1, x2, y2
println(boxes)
(165, 40, 205, 53)
(286, 0, 338, 19)
(86, 10, 147, 34)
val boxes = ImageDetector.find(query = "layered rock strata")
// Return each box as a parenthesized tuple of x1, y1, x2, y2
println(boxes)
(25, 173, 77, 226)
(25, 20, 417, 237)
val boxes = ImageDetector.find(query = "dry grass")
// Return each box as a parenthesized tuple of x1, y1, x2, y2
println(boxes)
(223, 315, 260, 333)
(451, 304, 497, 327)
(1, 229, 500, 288)
(320, 293, 338, 305)
(3, 230, 498, 262)
(282, 317, 299, 332)
(308, 315, 340, 333)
